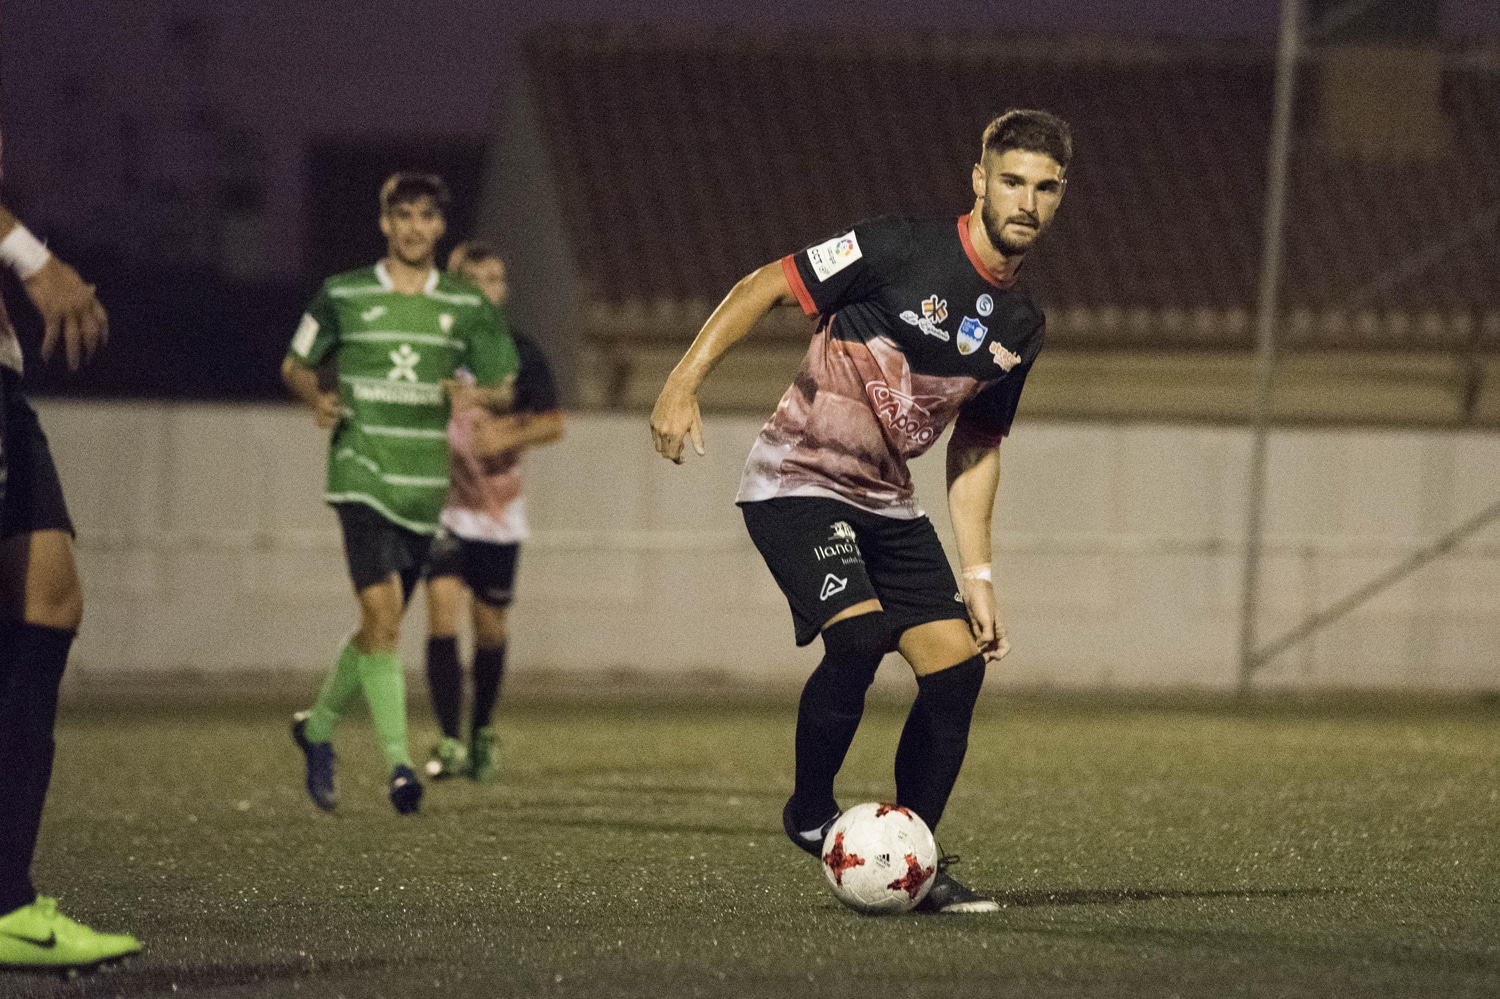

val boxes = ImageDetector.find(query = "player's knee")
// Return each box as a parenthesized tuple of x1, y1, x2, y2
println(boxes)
(473, 607, 508, 649)
(27, 574, 83, 632)
(358, 610, 402, 651)
(918, 654, 986, 713)
(820, 612, 891, 684)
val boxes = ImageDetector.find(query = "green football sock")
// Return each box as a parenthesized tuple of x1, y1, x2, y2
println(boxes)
(356, 649, 414, 770)
(303, 638, 362, 743)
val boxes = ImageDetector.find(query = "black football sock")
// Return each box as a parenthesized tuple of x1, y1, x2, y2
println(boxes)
(424, 636, 463, 740)
(792, 613, 889, 827)
(894, 654, 986, 832)
(0, 623, 74, 915)
(470, 643, 507, 732)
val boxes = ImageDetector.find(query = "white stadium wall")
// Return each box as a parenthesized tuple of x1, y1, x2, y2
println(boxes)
(35, 400, 1500, 693)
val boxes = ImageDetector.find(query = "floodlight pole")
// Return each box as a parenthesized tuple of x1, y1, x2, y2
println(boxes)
(1238, 0, 1303, 694)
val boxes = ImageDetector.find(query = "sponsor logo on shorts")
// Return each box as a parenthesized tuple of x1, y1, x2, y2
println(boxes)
(957, 316, 988, 355)
(814, 522, 861, 564)
(976, 294, 994, 317)
(988, 340, 1023, 371)
(806, 231, 863, 282)
(899, 295, 951, 342)
(819, 574, 848, 601)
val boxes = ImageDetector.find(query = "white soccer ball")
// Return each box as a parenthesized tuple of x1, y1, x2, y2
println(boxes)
(820, 801, 938, 914)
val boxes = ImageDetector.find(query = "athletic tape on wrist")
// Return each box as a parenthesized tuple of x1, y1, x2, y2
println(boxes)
(961, 563, 993, 582)
(0, 224, 50, 280)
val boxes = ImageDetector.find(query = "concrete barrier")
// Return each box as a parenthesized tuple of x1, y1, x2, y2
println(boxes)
(34, 400, 1500, 692)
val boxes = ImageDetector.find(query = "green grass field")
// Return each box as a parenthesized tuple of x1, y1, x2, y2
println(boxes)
(8, 690, 1500, 998)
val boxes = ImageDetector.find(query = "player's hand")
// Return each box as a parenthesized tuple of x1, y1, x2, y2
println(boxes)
(474, 413, 525, 459)
(313, 391, 342, 429)
(443, 379, 479, 411)
(960, 577, 1010, 663)
(23, 256, 108, 371)
(650, 377, 704, 464)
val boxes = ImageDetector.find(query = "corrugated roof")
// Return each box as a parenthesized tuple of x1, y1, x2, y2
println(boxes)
(526, 29, 1500, 349)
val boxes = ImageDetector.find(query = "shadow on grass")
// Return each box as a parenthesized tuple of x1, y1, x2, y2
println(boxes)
(437, 802, 776, 840)
(7, 954, 399, 998)
(992, 886, 1340, 908)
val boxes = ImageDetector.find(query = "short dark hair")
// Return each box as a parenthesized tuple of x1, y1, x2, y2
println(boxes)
(379, 172, 452, 214)
(981, 110, 1073, 171)
(447, 239, 505, 272)
(452, 239, 500, 265)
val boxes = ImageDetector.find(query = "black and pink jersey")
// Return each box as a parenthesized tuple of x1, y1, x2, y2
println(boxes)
(736, 214, 1045, 518)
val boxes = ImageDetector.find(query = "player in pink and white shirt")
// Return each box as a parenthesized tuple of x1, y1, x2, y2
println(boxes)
(422, 241, 563, 782)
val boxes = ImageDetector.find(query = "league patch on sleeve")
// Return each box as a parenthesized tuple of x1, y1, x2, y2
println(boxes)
(805, 231, 863, 282)
(291, 313, 320, 357)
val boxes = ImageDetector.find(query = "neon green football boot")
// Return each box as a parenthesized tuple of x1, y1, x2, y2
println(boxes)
(0, 897, 141, 969)
(469, 726, 498, 784)
(424, 736, 469, 780)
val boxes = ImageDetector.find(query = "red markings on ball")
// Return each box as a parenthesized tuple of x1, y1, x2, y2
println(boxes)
(823, 831, 866, 886)
(874, 803, 914, 820)
(886, 853, 935, 899)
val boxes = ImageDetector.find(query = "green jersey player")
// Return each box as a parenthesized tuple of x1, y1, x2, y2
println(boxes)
(282, 173, 518, 815)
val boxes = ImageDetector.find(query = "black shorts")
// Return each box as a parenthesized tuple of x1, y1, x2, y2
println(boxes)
(740, 496, 966, 647)
(0, 370, 74, 540)
(334, 501, 433, 600)
(424, 531, 520, 607)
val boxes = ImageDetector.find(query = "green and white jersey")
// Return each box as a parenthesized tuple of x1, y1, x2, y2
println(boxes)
(286, 261, 519, 534)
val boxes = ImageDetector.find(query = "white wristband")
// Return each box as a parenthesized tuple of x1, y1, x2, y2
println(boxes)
(0, 224, 50, 280)
(961, 563, 992, 582)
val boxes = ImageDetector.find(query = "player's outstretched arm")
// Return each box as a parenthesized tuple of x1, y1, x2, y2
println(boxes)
(472, 410, 565, 458)
(946, 429, 1009, 662)
(280, 357, 341, 429)
(0, 204, 108, 370)
(650, 261, 799, 463)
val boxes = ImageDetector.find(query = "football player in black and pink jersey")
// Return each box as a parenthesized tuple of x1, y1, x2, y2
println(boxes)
(421, 241, 564, 785)
(651, 109, 1070, 913)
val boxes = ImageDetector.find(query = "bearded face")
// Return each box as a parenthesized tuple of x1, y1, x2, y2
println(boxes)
(972, 149, 1066, 257)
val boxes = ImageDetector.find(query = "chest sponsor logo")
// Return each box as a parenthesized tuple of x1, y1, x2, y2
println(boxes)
(806, 231, 863, 282)
(362, 305, 388, 323)
(388, 344, 421, 382)
(988, 340, 1023, 371)
(956, 316, 988, 355)
(819, 574, 848, 602)
(350, 380, 443, 406)
(439, 313, 454, 334)
(976, 294, 994, 317)
(813, 521, 862, 564)
(899, 295, 950, 342)
(866, 382, 945, 447)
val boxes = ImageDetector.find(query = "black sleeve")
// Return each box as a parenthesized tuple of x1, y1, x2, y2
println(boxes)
(512, 335, 561, 414)
(953, 319, 1045, 446)
(781, 216, 915, 317)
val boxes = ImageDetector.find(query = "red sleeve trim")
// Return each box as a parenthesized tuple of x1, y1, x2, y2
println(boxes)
(780, 254, 818, 316)
(956, 215, 1015, 289)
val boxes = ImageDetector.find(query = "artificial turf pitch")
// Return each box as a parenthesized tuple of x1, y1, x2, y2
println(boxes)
(6, 690, 1498, 998)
